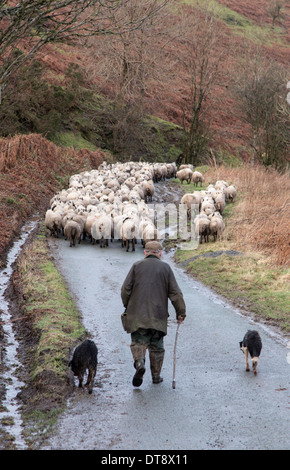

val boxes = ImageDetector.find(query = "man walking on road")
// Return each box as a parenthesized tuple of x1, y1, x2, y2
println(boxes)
(121, 241, 186, 387)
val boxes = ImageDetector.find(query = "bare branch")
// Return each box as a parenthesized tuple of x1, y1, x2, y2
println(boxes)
(0, 0, 170, 93)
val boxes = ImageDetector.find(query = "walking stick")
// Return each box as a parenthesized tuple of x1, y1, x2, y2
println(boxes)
(172, 320, 181, 389)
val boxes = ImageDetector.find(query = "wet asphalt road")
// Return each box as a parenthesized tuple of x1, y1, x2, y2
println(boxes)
(41, 183, 290, 450)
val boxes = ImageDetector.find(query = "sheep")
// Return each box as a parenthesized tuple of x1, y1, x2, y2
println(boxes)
(166, 163, 177, 178)
(121, 217, 138, 252)
(159, 164, 168, 180)
(181, 192, 202, 209)
(91, 213, 112, 248)
(176, 168, 193, 184)
(139, 219, 160, 247)
(112, 213, 125, 241)
(68, 213, 86, 236)
(64, 220, 82, 247)
(124, 176, 136, 190)
(62, 210, 77, 231)
(142, 180, 154, 203)
(206, 184, 217, 199)
(180, 193, 201, 221)
(215, 180, 228, 191)
(66, 190, 80, 201)
(45, 209, 62, 238)
(129, 189, 142, 204)
(153, 164, 163, 183)
(194, 214, 210, 243)
(84, 213, 99, 243)
(208, 212, 225, 242)
(225, 185, 237, 203)
(214, 191, 226, 214)
(179, 164, 194, 171)
(200, 196, 215, 216)
(191, 171, 204, 187)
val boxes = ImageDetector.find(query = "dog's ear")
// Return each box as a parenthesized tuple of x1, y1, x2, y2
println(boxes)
(239, 341, 243, 348)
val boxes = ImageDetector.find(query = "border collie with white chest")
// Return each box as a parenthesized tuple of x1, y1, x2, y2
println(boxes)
(240, 330, 262, 375)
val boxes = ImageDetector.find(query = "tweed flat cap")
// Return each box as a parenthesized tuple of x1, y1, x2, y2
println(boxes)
(144, 241, 163, 251)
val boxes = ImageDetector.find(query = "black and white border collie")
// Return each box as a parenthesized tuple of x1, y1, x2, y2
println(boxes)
(240, 330, 262, 375)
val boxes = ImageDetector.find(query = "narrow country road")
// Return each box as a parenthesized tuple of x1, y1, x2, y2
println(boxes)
(41, 182, 290, 450)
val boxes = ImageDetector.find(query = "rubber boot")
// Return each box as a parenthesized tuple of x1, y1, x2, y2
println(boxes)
(130, 344, 146, 387)
(149, 350, 165, 384)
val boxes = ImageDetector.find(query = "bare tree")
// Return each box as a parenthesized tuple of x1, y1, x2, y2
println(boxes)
(268, 1, 283, 27)
(233, 52, 290, 169)
(0, 0, 169, 96)
(83, 0, 173, 154)
(174, 6, 225, 165)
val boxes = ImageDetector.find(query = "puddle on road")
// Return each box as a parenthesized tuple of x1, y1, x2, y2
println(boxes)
(0, 218, 38, 449)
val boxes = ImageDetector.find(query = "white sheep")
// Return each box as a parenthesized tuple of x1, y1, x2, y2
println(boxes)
(91, 213, 112, 248)
(181, 192, 202, 211)
(176, 168, 193, 184)
(85, 213, 99, 243)
(191, 171, 204, 187)
(208, 212, 225, 242)
(142, 180, 154, 202)
(139, 218, 160, 247)
(200, 196, 215, 216)
(214, 190, 226, 214)
(194, 214, 210, 243)
(121, 217, 138, 252)
(45, 209, 62, 238)
(215, 180, 228, 191)
(64, 220, 82, 247)
(225, 185, 237, 203)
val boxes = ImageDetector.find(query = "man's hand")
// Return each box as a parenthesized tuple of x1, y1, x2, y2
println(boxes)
(177, 315, 184, 324)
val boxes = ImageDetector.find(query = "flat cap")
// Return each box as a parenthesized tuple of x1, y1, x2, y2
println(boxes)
(144, 241, 163, 251)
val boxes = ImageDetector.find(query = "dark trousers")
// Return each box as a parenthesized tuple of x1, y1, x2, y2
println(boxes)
(130, 328, 165, 382)
(131, 328, 165, 353)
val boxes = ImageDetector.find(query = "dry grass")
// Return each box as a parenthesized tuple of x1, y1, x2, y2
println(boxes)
(0, 133, 105, 267)
(204, 163, 290, 266)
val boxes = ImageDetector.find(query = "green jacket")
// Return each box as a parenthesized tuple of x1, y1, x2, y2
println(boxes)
(121, 255, 186, 335)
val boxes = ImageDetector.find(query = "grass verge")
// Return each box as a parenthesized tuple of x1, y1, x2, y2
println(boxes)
(175, 241, 290, 332)
(13, 223, 87, 448)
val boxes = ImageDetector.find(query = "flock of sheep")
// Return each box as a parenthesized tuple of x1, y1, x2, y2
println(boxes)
(45, 161, 237, 249)
(45, 161, 176, 250)
(178, 164, 237, 243)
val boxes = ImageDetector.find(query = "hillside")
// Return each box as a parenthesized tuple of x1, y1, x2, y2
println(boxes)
(0, 134, 105, 268)
(1, 1, 289, 156)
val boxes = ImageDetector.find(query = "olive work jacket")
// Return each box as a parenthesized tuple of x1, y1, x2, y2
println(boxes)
(121, 255, 186, 335)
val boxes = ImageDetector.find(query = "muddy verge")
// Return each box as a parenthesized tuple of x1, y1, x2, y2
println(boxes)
(0, 222, 76, 449)
(10, 235, 74, 411)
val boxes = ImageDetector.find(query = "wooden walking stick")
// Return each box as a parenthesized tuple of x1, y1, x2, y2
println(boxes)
(172, 320, 181, 389)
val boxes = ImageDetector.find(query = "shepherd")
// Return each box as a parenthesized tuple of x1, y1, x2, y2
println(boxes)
(121, 241, 186, 387)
